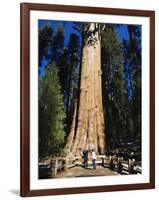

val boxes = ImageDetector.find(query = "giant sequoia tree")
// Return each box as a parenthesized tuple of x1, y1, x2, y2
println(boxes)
(65, 23, 106, 156)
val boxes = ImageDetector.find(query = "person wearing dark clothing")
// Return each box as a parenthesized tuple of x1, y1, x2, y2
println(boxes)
(83, 149, 89, 168)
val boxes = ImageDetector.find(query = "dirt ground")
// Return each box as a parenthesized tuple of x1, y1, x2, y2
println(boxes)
(54, 166, 118, 178)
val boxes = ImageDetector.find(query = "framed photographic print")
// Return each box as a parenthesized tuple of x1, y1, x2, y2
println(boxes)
(20, 3, 155, 197)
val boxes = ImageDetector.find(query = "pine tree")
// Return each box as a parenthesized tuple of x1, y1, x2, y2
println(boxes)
(66, 33, 80, 113)
(39, 62, 66, 159)
(52, 23, 64, 62)
(127, 25, 141, 153)
(39, 23, 53, 67)
(101, 26, 129, 152)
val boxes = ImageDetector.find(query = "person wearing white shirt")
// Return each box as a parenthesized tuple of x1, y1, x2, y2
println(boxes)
(92, 149, 96, 169)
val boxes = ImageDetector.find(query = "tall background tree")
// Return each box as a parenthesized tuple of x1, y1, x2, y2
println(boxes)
(101, 24, 141, 157)
(39, 23, 53, 68)
(39, 62, 66, 159)
(122, 25, 141, 157)
(57, 33, 81, 136)
(101, 25, 128, 151)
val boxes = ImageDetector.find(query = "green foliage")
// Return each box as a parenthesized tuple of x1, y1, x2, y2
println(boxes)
(127, 25, 141, 151)
(100, 25, 141, 159)
(52, 23, 64, 61)
(39, 23, 53, 66)
(65, 34, 80, 111)
(101, 26, 135, 152)
(57, 33, 81, 135)
(38, 22, 81, 149)
(39, 62, 66, 159)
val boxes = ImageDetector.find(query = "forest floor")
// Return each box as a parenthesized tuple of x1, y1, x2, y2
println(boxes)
(54, 166, 118, 178)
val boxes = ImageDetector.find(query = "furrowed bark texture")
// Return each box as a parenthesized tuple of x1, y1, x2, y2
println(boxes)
(65, 23, 106, 156)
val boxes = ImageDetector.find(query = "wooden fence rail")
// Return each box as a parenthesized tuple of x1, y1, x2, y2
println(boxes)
(102, 156, 142, 174)
(39, 155, 142, 177)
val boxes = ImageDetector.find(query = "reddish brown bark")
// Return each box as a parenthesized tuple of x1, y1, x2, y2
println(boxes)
(65, 23, 106, 156)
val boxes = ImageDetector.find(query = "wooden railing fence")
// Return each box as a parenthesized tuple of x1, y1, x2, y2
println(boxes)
(39, 155, 141, 177)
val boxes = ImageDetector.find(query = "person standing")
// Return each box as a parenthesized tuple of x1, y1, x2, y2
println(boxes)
(83, 149, 88, 168)
(92, 149, 96, 170)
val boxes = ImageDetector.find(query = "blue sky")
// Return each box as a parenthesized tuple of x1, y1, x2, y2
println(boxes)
(39, 20, 82, 46)
(38, 20, 132, 72)
(38, 20, 130, 47)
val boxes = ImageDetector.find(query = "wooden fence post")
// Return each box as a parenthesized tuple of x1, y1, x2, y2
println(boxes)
(65, 157, 69, 171)
(54, 158, 58, 176)
(50, 156, 53, 168)
(101, 157, 104, 166)
(128, 158, 135, 174)
(117, 157, 123, 173)
(109, 155, 114, 170)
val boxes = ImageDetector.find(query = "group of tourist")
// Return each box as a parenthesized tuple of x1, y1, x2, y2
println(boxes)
(82, 149, 97, 169)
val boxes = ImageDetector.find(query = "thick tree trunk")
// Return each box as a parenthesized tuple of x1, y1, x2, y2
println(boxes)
(65, 23, 106, 156)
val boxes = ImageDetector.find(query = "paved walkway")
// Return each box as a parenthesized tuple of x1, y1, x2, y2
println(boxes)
(54, 166, 118, 178)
